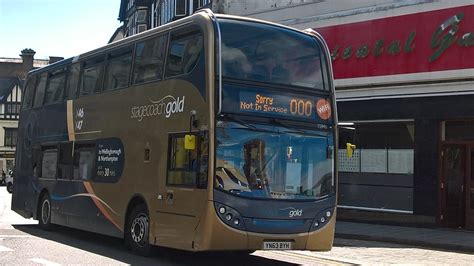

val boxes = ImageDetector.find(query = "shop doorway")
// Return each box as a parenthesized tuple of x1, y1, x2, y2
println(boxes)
(440, 144, 474, 230)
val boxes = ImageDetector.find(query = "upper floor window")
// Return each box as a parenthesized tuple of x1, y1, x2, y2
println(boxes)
(6, 102, 20, 115)
(4, 128, 17, 147)
(175, 0, 187, 16)
(165, 29, 203, 78)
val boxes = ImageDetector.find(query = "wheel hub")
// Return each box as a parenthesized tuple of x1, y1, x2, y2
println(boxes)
(130, 213, 148, 245)
(41, 199, 50, 224)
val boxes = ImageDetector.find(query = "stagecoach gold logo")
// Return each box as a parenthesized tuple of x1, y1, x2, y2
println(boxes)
(130, 95, 185, 121)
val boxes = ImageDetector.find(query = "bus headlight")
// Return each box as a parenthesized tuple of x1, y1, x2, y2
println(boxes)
(219, 207, 226, 214)
(214, 202, 246, 230)
(310, 207, 335, 232)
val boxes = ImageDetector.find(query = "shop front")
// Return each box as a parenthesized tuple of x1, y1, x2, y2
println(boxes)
(316, 4, 474, 229)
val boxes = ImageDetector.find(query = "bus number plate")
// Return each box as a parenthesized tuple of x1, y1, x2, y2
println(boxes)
(263, 241, 292, 250)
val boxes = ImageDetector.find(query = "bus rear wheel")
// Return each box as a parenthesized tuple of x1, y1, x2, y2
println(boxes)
(38, 193, 52, 230)
(125, 204, 152, 256)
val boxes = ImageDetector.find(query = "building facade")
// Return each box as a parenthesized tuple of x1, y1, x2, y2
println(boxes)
(0, 49, 50, 174)
(117, 0, 212, 38)
(115, 0, 474, 229)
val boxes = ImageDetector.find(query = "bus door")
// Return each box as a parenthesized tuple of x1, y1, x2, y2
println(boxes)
(155, 133, 208, 250)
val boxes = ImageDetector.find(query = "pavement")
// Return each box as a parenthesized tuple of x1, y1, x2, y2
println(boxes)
(336, 221, 474, 253)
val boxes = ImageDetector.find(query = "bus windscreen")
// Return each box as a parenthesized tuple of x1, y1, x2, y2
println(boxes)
(219, 19, 326, 90)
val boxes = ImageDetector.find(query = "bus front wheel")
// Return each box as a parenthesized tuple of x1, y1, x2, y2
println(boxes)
(125, 204, 152, 256)
(38, 193, 52, 230)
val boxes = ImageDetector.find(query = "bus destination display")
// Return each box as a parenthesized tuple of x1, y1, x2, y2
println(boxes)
(225, 87, 332, 122)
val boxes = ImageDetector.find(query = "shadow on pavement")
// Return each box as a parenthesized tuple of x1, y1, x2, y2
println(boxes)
(14, 224, 295, 265)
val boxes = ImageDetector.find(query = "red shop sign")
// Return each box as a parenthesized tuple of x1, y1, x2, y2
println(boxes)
(315, 5, 474, 79)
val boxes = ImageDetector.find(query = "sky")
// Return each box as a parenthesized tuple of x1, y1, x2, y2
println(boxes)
(0, 0, 122, 60)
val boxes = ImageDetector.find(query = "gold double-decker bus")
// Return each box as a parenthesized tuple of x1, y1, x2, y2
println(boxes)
(13, 10, 338, 255)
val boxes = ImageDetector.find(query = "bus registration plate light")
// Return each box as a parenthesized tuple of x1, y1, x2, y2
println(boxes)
(263, 241, 292, 250)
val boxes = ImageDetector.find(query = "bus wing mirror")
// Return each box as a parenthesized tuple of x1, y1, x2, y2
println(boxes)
(185, 135, 196, 150)
(346, 143, 356, 158)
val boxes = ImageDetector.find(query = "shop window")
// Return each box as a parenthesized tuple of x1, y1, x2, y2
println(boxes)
(104, 47, 133, 91)
(167, 133, 198, 186)
(338, 121, 415, 174)
(165, 29, 203, 78)
(337, 121, 415, 213)
(73, 144, 95, 180)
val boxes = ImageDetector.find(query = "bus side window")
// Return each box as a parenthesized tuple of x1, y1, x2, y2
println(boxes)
(33, 73, 47, 108)
(167, 134, 198, 186)
(73, 143, 95, 181)
(22, 76, 37, 110)
(66, 63, 80, 100)
(58, 142, 73, 180)
(104, 46, 133, 91)
(132, 35, 167, 84)
(40, 147, 58, 179)
(44, 68, 66, 105)
(165, 29, 203, 78)
(79, 56, 105, 96)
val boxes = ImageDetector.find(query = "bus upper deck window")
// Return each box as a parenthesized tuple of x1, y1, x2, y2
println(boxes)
(44, 68, 66, 105)
(66, 63, 80, 100)
(33, 73, 47, 108)
(165, 30, 203, 78)
(104, 46, 133, 91)
(132, 35, 167, 84)
(22, 76, 37, 110)
(79, 56, 105, 96)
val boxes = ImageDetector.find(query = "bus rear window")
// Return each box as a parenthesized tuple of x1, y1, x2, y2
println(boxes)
(219, 19, 326, 90)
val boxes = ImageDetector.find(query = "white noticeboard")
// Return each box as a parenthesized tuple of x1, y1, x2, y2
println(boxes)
(388, 149, 414, 174)
(361, 149, 387, 173)
(338, 150, 360, 172)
